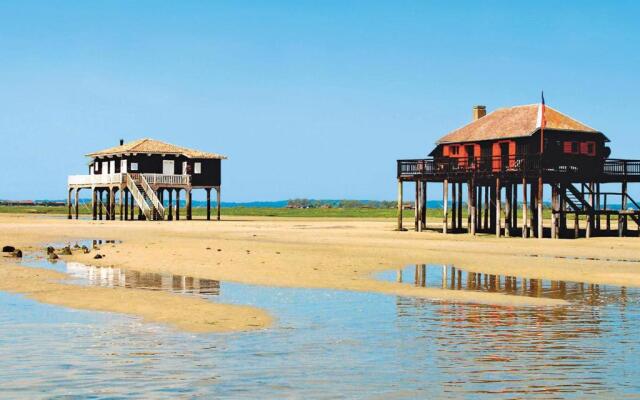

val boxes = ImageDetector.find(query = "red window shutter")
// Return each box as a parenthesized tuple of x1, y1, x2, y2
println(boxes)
(563, 142, 573, 154)
(580, 142, 589, 154)
(492, 143, 501, 171)
(443, 145, 449, 156)
(474, 144, 481, 157)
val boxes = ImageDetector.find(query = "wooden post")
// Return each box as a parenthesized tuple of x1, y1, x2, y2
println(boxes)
(421, 181, 427, 230)
(483, 185, 489, 231)
(457, 182, 462, 230)
(74, 188, 80, 220)
(216, 186, 221, 221)
(605, 194, 610, 232)
(186, 189, 192, 220)
(92, 188, 97, 221)
(586, 183, 594, 238)
(495, 178, 501, 237)
(414, 181, 420, 232)
(451, 183, 457, 231)
(470, 180, 476, 235)
(396, 180, 403, 231)
(551, 184, 558, 239)
(129, 191, 135, 220)
(167, 190, 173, 220)
(505, 184, 512, 237)
(512, 183, 518, 230)
(98, 190, 103, 220)
(105, 189, 111, 220)
(124, 189, 129, 220)
(443, 179, 448, 234)
(206, 188, 212, 221)
(620, 181, 628, 237)
(475, 185, 481, 231)
(530, 181, 537, 237)
(574, 212, 580, 238)
(537, 177, 543, 239)
(467, 181, 472, 231)
(175, 190, 181, 220)
(67, 188, 72, 219)
(522, 178, 528, 238)
(118, 188, 124, 221)
(110, 188, 116, 221)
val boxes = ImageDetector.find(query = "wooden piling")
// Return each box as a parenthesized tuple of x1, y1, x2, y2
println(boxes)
(206, 188, 212, 221)
(505, 184, 512, 237)
(421, 181, 427, 230)
(537, 177, 543, 239)
(186, 189, 192, 220)
(451, 182, 457, 231)
(396, 180, 403, 231)
(216, 186, 221, 221)
(67, 188, 72, 219)
(92, 188, 97, 220)
(457, 182, 463, 230)
(442, 179, 448, 234)
(74, 188, 79, 220)
(175, 190, 181, 220)
(522, 178, 528, 238)
(495, 178, 501, 237)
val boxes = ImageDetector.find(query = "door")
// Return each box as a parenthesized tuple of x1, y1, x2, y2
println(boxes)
(500, 142, 510, 170)
(464, 145, 475, 169)
(109, 160, 115, 174)
(101, 161, 108, 175)
(163, 160, 175, 175)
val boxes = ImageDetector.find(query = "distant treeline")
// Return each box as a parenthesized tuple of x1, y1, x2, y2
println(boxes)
(286, 199, 397, 209)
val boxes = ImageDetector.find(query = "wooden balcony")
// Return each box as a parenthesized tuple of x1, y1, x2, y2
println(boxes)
(68, 173, 191, 188)
(397, 155, 640, 183)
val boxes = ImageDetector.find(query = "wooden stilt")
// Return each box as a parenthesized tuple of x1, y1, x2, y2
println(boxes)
(396, 180, 403, 231)
(124, 189, 129, 220)
(99, 190, 103, 220)
(551, 185, 558, 239)
(505, 184, 512, 237)
(483, 185, 489, 231)
(512, 183, 518, 231)
(574, 212, 580, 238)
(186, 189, 192, 220)
(443, 179, 448, 234)
(475, 185, 481, 231)
(216, 186, 221, 221)
(129, 191, 135, 220)
(105, 189, 111, 220)
(175, 190, 181, 220)
(537, 177, 543, 239)
(415, 181, 420, 232)
(451, 183, 457, 231)
(530, 181, 537, 237)
(467, 181, 472, 231)
(495, 178, 501, 237)
(167, 190, 173, 220)
(522, 178, 528, 238)
(74, 188, 80, 220)
(206, 188, 212, 221)
(421, 181, 427, 230)
(67, 188, 72, 219)
(456, 182, 462, 230)
(92, 188, 97, 220)
(622, 181, 628, 235)
(470, 179, 476, 235)
(605, 194, 610, 232)
(118, 188, 124, 220)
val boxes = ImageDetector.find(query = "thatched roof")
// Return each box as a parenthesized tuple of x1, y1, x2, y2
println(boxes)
(437, 104, 604, 144)
(86, 138, 227, 159)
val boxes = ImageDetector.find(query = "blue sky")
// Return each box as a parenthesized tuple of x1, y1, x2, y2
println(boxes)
(1, 1, 639, 201)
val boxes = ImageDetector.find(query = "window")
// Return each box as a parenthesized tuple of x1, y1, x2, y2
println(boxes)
(120, 159, 127, 173)
(584, 142, 596, 156)
(571, 142, 579, 154)
(130, 162, 138, 171)
(194, 162, 202, 174)
(450, 145, 459, 155)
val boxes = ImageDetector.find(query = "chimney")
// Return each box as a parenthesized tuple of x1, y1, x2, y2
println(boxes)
(119, 139, 124, 146)
(472, 105, 486, 121)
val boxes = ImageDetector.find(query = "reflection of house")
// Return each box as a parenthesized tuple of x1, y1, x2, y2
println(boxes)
(66, 262, 220, 295)
(67, 138, 226, 221)
(397, 104, 640, 238)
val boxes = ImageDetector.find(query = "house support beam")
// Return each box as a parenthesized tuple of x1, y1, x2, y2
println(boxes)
(206, 188, 212, 221)
(505, 184, 512, 237)
(168, 190, 173, 220)
(451, 182, 457, 231)
(92, 188, 97, 221)
(216, 186, 221, 221)
(522, 178, 528, 238)
(118, 188, 124, 221)
(74, 188, 80, 220)
(175, 190, 181, 220)
(186, 189, 192, 220)
(457, 182, 463, 231)
(442, 179, 448, 234)
(495, 178, 501, 237)
(537, 177, 544, 239)
(396, 180, 403, 231)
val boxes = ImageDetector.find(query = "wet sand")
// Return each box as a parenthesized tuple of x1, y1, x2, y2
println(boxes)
(2, 213, 640, 330)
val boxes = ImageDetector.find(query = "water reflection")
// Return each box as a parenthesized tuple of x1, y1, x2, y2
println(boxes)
(66, 262, 220, 296)
(383, 265, 637, 306)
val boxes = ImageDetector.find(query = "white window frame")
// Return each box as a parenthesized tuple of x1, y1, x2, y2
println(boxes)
(194, 162, 201, 174)
(120, 159, 127, 173)
(182, 161, 188, 175)
(130, 162, 139, 171)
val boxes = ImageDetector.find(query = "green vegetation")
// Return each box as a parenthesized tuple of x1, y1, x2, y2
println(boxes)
(0, 204, 564, 219)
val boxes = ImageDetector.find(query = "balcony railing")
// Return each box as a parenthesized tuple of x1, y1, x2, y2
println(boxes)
(68, 173, 190, 186)
(397, 154, 640, 180)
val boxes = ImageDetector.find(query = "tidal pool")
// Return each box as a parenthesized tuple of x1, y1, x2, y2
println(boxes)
(0, 243, 639, 398)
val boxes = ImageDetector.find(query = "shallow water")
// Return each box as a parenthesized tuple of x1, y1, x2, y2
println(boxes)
(1, 244, 640, 398)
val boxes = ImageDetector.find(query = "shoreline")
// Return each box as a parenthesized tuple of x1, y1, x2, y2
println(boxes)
(3, 213, 640, 331)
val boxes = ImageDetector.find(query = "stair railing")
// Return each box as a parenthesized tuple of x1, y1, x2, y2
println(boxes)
(139, 174, 165, 219)
(126, 173, 153, 220)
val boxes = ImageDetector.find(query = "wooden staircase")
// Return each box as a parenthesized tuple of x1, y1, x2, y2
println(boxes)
(126, 173, 164, 220)
(560, 183, 594, 212)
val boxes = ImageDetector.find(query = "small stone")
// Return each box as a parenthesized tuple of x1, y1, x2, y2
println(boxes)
(73, 243, 81, 249)
(93, 254, 103, 259)
(2, 246, 15, 253)
(59, 246, 72, 256)
(217, 249, 222, 252)
(81, 245, 90, 254)
(46, 246, 55, 254)
(206, 247, 211, 250)
(11, 249, 22, 258)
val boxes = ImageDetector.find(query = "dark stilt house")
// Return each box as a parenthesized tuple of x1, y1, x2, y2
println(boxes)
(397, 104, 640, 238)
(67, 138, 226, 221)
